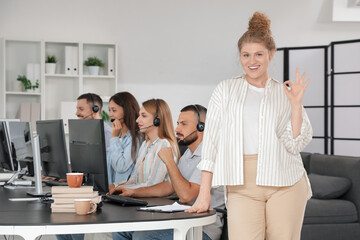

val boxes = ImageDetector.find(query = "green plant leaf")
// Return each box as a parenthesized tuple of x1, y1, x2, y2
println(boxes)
(84, 57, 105, 67)
(101, 110, 110, 122)
(17, 75, 40, 90)
(46, 55, 57, 63)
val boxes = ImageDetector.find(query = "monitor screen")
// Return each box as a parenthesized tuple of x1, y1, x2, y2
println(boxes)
(36, 120, 69, 179)
(68, 119, 108, 194)
(7, 122, 33, 171)
(0, 122, 14, 171)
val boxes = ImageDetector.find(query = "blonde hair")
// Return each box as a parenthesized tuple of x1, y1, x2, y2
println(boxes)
(238, 12, 276, 52)
(142, 99, 180, 159)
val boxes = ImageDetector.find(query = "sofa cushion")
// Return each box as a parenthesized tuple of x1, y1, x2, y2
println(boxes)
(308, 173, 351, 199)
(304, 198, 358, 224)
(300, 152, 312, 173)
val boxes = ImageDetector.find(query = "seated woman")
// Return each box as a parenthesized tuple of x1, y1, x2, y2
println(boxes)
(56, 92, 142, 240)
(107, 91, 143, 184)
(110, 98, 179, 191)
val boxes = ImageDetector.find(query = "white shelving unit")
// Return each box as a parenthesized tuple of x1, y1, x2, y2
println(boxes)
(0, 38, 117, 123)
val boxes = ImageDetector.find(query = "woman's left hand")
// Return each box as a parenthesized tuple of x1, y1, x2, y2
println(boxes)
(283, 68, 310, 106)
(112, 119, 123, 138)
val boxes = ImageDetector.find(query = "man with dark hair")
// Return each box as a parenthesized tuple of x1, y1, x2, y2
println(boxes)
(111, 104, 225, 240)
(75, 93, 112, 150)
(76, 93, 103, 120)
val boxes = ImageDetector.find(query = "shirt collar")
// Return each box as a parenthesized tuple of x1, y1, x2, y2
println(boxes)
(147, 137, 160, 147)
(184, 142, 202, 159)
(119, 130, 131, 139)
(239, 74, 280, 85)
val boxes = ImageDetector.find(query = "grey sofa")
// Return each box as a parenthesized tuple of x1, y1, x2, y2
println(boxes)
(301, 152, 360, 240)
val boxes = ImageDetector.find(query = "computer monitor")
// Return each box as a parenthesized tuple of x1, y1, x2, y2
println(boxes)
(68, 119, 108, 194)
(0, 122, 14, 171)
(7, 122, 34, 171)
(36, 120, 69, 179)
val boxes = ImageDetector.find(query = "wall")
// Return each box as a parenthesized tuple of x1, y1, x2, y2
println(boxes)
(1, 0, 360, 123)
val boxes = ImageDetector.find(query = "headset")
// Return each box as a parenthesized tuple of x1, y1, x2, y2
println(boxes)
(193, 104, 205, 132)
(153, 99, 160, 127)
(89, 93, 99, 113)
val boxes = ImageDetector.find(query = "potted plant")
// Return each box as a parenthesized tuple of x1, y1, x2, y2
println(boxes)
(84, 57, 104, 75)
(45, 55, 57, 74)
(17, 75, 40, 92)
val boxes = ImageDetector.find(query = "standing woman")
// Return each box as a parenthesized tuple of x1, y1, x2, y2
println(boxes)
(107, 91, 143, 184)
(110, 98, 179, 191)
(188, 12, 313, 240)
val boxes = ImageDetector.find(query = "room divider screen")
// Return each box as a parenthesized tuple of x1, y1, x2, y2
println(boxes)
(331, 39, 360, 156)
(272, 38, 360, 156)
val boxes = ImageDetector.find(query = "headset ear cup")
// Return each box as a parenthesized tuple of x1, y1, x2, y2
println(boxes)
(93, 105, 99, 113)
(153, 117, 160, 127)
(197, 122, 205, 132)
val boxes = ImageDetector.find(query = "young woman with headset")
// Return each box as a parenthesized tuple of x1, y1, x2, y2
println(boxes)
(107, 92, 143, 184)
(109, 98, 179, 191)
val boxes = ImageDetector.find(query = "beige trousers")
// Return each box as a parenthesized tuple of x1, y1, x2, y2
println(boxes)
(226, 154, 308, 240)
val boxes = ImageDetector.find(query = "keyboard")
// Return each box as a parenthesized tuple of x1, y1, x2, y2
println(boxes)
(0, 172, 15, 181)
(104, 194, 148, 206)
(44, 180, 68, 186)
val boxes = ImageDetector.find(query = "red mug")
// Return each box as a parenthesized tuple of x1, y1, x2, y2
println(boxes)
(66, 173, 83, 188)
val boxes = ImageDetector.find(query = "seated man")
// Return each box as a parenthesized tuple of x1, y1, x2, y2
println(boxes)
(110, 104, 225, 240)
(76, 93, 112, 151)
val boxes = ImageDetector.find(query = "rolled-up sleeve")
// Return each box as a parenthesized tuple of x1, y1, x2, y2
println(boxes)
(278, 107, 313, 155)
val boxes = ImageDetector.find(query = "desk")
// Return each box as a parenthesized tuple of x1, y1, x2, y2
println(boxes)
(0, 187, 216, 240)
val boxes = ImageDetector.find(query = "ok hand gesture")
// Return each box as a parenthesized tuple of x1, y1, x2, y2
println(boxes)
(283, 68, 310, 106)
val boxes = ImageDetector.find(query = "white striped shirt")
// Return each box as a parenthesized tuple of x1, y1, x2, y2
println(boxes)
(197, 75, 313, 187)
(123, 138, 177, 189)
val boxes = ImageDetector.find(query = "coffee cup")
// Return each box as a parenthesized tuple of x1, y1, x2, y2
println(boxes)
(74, 199, 97, 215)
(66, 173, 83, 188)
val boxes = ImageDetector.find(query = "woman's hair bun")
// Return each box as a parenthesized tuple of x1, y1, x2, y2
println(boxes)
(248, 12, 271, 36)
(237, 11, 276, 51)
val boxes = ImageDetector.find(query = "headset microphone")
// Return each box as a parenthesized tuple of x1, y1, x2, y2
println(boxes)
(136, 125, 154, 132)
(111, 118, 124, 123)
(82, 112, 94, 120)
(177, 130, 197, 145)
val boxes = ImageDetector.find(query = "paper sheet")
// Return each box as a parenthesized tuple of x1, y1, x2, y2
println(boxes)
(139, 202, 191, 213)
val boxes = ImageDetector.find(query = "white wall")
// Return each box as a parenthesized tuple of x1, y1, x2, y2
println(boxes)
(1, 0, 360, 120)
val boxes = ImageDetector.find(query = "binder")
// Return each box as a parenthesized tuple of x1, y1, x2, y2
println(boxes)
(33, 64, 40, 85)
(65, 46, 72, 75)
(30, 103, 41, 131)
(26, 64, 34, 83)
(60, 101, 77, 133)
(72, 46, 78, 75)
(15, 103, 31, 122)
(108, 48, 115, 76)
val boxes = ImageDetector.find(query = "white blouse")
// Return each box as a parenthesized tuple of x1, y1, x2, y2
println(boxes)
(197, 75, 313, 188)
(243, 83, 265, 155)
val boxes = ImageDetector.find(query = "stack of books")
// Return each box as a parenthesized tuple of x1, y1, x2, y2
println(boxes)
(51, 186, 101, 213)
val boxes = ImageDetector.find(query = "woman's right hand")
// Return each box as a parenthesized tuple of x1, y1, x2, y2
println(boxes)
(185, 191, 211, 213)
(112, 119, 122, 137)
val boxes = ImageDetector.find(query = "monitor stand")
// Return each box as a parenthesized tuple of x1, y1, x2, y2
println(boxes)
(27, 135, 46, 197)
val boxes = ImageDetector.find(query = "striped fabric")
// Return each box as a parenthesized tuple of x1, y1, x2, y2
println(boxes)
(197, 75, 313, 187)
(124, 138, 177, 189)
